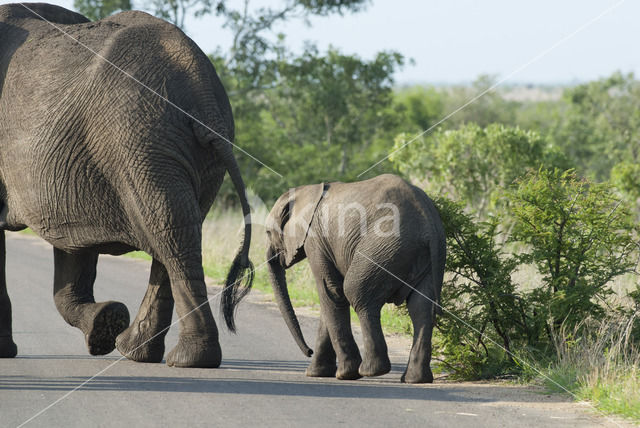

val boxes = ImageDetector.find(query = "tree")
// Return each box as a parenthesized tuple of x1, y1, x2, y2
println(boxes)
(212, 44, 405, 202)
(442, 74, 520, 128)
(508, 169, 639, 334)
(74, 0, 132, 20)
(390, 123, 568, 216)
(394, 85, 445, 133)
(551, 72, 640, 180)
(434, 197, 525, 378)
(74, 0, 368, 29)
(145, 0, 217, 29)
(611, 161, 640, 205)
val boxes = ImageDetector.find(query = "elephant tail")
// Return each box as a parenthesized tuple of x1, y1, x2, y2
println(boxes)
(195, 123, 254, 333)
(428, 210, 446, 318)
(220, 146, 254, 333)
(220, 158, 254, 332)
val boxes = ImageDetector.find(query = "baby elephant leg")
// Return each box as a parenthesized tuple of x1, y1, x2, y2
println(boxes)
(320, 298, 362, 380)
(306, 316, 337, 377)
(355, 306, 391, 378)
(0, 231, 17, 357)
(402, 290, 435, 383)
(53, 248, 129, 355)
(309, 257, 362, 380)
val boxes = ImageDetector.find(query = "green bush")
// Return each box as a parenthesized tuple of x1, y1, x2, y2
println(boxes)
(434, 197, 524, 378)
(508, 169, 640, 334)
(391, 124, 567, 216)
(432, 169, 639, 380)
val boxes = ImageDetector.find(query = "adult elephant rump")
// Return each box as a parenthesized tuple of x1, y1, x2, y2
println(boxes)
(0, 3, 253, 367)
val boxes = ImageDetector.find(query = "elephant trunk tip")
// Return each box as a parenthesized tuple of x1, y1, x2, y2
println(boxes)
(304, 347, 313, 358)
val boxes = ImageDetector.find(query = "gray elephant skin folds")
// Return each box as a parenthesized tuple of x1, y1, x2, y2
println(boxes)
(0, 3, 253, 368)
(266, 174, 446, 383)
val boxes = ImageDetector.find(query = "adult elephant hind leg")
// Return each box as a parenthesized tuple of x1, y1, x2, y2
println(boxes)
(157, 226, 221, 368)
(53, 248, 130, 355)
(401, 288, 435, 384)
(0, 231, 18, 358)
(116, 258, 174, 363)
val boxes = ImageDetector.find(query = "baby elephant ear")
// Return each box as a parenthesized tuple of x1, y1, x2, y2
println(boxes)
(282, 183, 325, 267)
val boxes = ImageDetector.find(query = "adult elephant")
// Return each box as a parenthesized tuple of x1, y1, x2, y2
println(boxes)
(265, 174, 446, 383)
(0, 3, 253, 368)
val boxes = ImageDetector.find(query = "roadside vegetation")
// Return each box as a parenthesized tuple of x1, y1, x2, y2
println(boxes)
(74, 0, 640, 421)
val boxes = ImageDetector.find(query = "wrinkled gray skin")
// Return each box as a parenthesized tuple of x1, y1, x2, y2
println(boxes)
(266, 174, 446, 383)
(0, 3, 253, 367)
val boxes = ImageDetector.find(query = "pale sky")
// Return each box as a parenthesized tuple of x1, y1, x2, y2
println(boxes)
(4, 0, 639, 84)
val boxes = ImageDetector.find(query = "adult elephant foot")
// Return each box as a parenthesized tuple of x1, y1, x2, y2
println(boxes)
(359, 354, 391, 378)
(0, 335, 17, 358)
(116, 259, 173, 363)
(53, 249, 129, 356)
(401, 366, 433, 384)
(165, 335, 221, 368)
(84, 301, 130, 356)
(116, 323, 165, 363)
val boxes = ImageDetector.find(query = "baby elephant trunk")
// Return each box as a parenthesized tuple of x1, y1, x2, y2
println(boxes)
(267, 249, 313, 357)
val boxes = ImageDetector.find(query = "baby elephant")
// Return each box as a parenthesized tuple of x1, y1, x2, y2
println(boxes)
(265, 174, 446, 383)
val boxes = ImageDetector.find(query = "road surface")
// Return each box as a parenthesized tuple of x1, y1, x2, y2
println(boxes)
(0, 234, 627, 427)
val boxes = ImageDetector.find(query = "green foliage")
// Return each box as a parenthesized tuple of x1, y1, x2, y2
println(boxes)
(74, 0, 131, 20)
(508, 169, 640, 331)
(145, 0, 216, 28)
(434, 197, 525, 378)
(551, 72, 640, 180)
(74, 0, 368, 31)
(442, 74, 520, 128)
(391, 124, 567, 216)
(432, 169, 640, 380)
(611, 161, 640, 202)
(213, 45, 404, 202)
(394, 85, 445, 132)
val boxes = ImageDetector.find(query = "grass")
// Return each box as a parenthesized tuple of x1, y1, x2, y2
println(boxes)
(534, 314, 640, 423)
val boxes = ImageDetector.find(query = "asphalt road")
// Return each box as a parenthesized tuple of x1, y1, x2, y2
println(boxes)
(0, 233, 627, 427)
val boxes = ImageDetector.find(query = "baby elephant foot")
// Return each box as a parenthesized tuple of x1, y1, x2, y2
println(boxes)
(306, 361, 337, 377)
(359, 354, 391, 378)
(116, 324, 166, 363)
(85, 301, 130, 356)
(336, 357, 363, 380)
(166, 335, 221, 368)
(401, 365, 434, 384)
(0, 335, 17, 358)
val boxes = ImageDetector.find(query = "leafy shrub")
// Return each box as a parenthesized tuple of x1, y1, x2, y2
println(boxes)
(433, 169, 640, 379)
(508, 169, 640, 334)
(434, 197, 524, 378)
(391, 124, 567, 216)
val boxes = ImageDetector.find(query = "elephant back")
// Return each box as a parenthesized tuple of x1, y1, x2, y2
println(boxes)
(0, 3, 89, 25)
